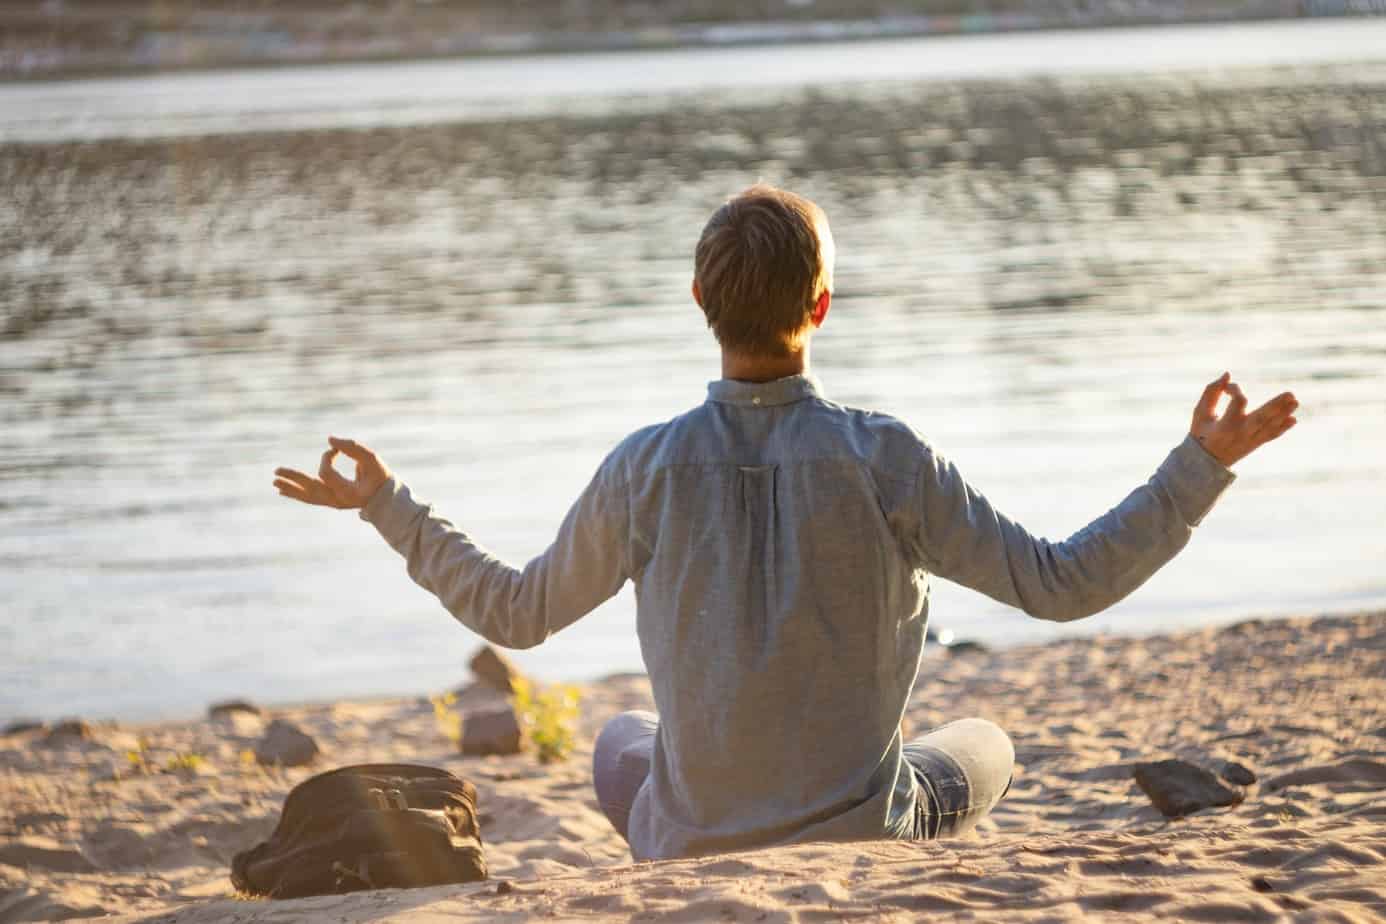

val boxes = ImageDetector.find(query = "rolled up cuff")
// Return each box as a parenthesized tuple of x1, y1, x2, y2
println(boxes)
(1156, 435, 1237, 527)
(357, 475, 424, 546)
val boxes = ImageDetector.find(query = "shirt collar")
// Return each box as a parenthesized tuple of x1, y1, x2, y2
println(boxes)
(706, 373, 824, 408)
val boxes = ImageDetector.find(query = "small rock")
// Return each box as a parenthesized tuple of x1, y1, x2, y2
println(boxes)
(210, 706, 264, 738)
(1220, 761, 1258, 786)
(40, 720, 94, 745)
(926, 626, 988, 654)
(447, 681, 511, 713)
(219, 712, 265, 738)
(2, 719, 46, 736)
(1133, 759, 1243, 818)
(254, 719, 320, 767)
(208, 699, 262, 719)
(460, 707, 524, 757)
(495, 880, 515, 895)
(469, 645, 526, 695)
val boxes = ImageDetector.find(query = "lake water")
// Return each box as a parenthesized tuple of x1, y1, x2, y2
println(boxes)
(3, 21, 1385, 721)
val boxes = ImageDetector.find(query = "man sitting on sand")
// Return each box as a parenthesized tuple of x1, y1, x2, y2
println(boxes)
(273, 184, 1298, 861)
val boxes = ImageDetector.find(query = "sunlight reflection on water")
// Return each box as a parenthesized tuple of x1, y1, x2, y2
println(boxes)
(2, 48, 1385, 720)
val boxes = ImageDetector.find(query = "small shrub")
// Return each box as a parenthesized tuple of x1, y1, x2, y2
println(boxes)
(511, 677, 581, 764)
(125, 737, 152, 774)
(164, 752, 205, 773)
(430, 691, 462, 745)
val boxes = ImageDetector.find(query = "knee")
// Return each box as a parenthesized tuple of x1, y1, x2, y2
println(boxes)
(969, 718, 1014, 801)
(960, 717, 1014, 767)
(593, 710, 658, 783)
(595, 710, 658, 757)
(592, 710, 657, 824)
(942, 717, 1015, 796)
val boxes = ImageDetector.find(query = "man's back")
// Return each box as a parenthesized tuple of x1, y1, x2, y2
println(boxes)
(619, 374, 930, 860)
(353, 368, 1237, 859)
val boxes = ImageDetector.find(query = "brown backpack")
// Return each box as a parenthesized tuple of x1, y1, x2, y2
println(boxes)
(231, 763, 487, 898)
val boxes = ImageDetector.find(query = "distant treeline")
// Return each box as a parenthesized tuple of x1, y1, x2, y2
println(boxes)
(1, 0, 1376, 79)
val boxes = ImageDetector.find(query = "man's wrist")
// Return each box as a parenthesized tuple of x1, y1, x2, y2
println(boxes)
(358, 474, 402, 524)
(1188, 433, 1236, 471)
(1159, 435, 1237, 527)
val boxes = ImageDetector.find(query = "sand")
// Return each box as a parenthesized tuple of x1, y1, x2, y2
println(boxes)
(3, 610, 1383, 922)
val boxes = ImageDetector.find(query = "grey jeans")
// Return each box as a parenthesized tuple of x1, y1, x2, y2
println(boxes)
(592, 711, 1014, 845)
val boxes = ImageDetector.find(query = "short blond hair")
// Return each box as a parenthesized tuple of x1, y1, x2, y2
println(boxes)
(694, 185, 831, 357)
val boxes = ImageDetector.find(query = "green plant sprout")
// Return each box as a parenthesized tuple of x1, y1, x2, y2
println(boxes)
(430, 691, 462, 745)
(511, 677, 582, 764)
(124, 740, 205, 775)
(125, 737, 152, 774)
(164, 752, 205, 773)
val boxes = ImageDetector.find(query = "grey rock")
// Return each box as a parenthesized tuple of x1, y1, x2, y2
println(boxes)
(447, 680, 511, 713)
(459, 707, 524, 756)
(469, 645, 526, 695)
(40, 720, 94, 746)
(210, 703, 265, 738)
(254, 719, 320, 767)
(208, 699, 262, 718)
(1220, 761, 1258, 786)
(1133, 759, 1243, 818)
(926, 626, 988, 654)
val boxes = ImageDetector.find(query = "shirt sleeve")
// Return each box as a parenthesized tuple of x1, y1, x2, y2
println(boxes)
(357, 457, 630, 649)
(907, 434, 1236, 623)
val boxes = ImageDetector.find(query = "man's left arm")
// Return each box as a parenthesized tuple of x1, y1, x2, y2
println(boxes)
(903, 374, 1298, 623)
(274, 437, 630, 649)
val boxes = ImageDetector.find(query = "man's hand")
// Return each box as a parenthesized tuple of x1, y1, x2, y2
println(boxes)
(273, 437, 393, 510)
(1190, 372, 1298, 467)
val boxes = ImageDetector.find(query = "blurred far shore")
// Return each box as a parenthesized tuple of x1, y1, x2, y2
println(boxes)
(3, 0, 1383, 81)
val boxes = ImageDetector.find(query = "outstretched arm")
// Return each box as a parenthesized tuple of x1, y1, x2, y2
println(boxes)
(273, 437, 629, 649)
(909, 374, 1298, 623)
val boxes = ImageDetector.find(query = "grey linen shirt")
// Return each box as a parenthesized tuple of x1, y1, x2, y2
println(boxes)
(359, 373, 1235, 861)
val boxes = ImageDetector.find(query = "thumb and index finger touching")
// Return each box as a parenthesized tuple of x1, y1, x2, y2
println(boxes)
(1195, 372, 1287, 423)
(318, 446, 353, 492)
(327, 435, 376, 463)
(273, 435, 386, 508)
(1193, 371, 1231, 421)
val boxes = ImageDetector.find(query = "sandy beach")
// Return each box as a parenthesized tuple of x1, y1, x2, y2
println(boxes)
(2, 609, 1382, 922)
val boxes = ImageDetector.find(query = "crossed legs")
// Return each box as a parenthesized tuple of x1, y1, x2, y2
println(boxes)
(592, 710, 1013, 844)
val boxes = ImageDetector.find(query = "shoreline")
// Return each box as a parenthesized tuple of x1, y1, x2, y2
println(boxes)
(2, 609, 1383, 921)
(6, 599, 1382, 728)
(3, 7, 1382, 84)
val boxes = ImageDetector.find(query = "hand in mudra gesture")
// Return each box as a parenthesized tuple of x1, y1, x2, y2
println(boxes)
(1190, 372, 1298, 467)
(274, 437, 393, 509)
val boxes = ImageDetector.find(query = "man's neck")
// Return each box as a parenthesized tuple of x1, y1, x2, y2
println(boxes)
(721, 347, 810, 384)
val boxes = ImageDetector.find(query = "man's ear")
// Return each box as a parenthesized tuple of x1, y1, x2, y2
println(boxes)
(810, 290, 831, 328)
(691, 279, 703, 308)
